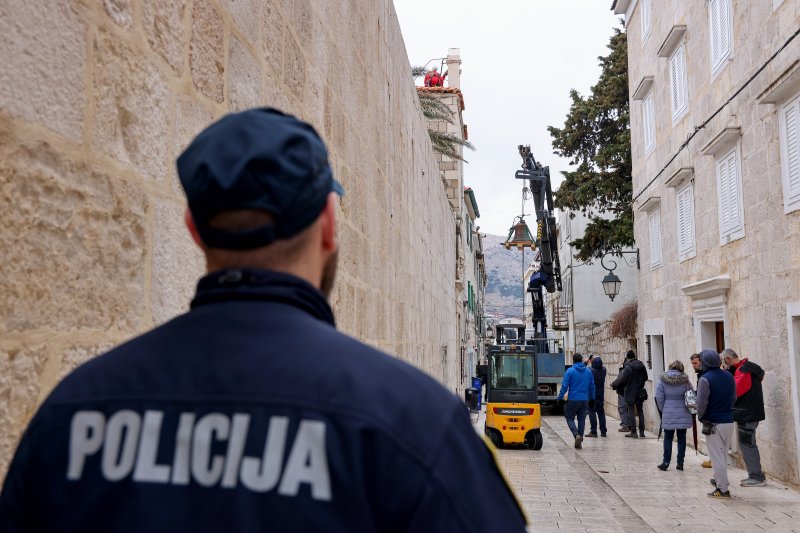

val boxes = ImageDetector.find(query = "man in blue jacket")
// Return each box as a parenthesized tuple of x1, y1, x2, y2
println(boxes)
(696, 349, 736, 498)
(558, 353, 596, 449)
(0, 108, 527, 532)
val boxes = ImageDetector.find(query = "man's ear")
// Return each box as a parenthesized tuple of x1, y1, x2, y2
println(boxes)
(184, 209, 205, 249)
(320, 192, 338, 252)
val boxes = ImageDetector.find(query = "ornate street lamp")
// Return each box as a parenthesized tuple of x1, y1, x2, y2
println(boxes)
(600, 250, 640, 301)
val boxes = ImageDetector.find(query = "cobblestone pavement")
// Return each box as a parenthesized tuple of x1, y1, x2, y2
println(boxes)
(473, 408, 800, 532)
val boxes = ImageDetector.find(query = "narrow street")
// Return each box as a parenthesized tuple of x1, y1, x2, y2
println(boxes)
(473, 408, 800, 532)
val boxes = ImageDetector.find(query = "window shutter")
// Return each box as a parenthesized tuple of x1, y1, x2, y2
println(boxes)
(641, 0, 651, 41)
(643, 91, 655, 153)
(677, 183, 695, 258)
(710, 0, 721, 67)
(783, 97, 800, 206)
(717, 148, 742, 239)
(670, 44, 688, 119)
(648, 209, 662, 268)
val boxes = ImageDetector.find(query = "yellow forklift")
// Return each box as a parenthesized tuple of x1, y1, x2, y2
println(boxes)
(484, 320, 543, 450)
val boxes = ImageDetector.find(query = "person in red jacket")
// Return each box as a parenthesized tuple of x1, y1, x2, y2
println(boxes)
(721, 349, 767, 487)
(424, 67, 447, 87)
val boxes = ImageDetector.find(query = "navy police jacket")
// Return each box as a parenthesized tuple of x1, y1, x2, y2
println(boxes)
(1, 269, 526, 532)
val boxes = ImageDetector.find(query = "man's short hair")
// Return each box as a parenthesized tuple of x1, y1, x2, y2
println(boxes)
(573, 353, 583, 363)
(625, 350, 636, 359)
(720, 348, 738, 361)
(689, 353, 701, 360)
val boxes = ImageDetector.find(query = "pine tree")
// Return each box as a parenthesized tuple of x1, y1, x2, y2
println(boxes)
(548, 28, 632, 262)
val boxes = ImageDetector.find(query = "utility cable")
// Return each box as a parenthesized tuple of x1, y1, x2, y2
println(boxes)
(631, 25, 800, 206)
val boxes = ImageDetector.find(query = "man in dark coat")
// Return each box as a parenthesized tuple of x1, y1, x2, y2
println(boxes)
(721, 349, 767, 487)
(611, 350, 648, 438)
(587, 357, 607, 438)
(697, 350, 736, 498)
(0, 108, 527, 532)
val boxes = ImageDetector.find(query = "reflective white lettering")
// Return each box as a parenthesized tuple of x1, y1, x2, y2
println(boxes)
(240, 416, 289, 492)
(64, 409, 331, 498)
(102, 410, 141, 481)
(133, 410, 170, 482)
(67, 411, 105, 480)
(171, 412, 195, 485)
(278, 421, 331, 501)
(221, 414, 250, 488)
(191, 413, 229, 486)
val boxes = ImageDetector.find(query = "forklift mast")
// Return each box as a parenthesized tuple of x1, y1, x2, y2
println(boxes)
(515, 145, 563, 352)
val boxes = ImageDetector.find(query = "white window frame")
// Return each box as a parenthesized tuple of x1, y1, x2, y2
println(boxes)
(779, 91, 800, 213)
(708, 0, 733, 76)
(643, 90, 656, 154)
(676, 181, 696, 261)
(670, 42, 689, 122)
(715, 144, 745, 244)
(648, 208, 663, 269)
(640, 0, 652, 44)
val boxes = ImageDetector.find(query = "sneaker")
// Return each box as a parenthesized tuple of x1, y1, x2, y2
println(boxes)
(657, 463, 669, 471)
(586, 432, 598, 438)
(618, 427, 631, 432)
(574, 435, 583, 449)
(639, 431, 645, 438)
(701, 460, 712, 468)
(708, 488, 731, 498)
(624, 431, 639, 438)
(676, 464, 684, 471)
(741, 478, 767, 487)
(601, 432, 607, 437)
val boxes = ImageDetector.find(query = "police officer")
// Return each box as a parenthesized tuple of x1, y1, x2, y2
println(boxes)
(0, 108, 527, 532)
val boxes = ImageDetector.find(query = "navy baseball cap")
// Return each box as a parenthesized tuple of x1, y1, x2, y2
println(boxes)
(177, 107, 344, 250)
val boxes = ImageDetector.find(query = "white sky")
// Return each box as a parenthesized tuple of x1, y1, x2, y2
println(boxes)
(393, 1, 622, 236)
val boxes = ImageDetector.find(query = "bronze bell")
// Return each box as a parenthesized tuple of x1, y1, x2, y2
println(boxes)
(503, 219, 535, 250)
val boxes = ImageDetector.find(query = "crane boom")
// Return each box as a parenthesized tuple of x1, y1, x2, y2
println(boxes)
(515, 145, 563, 352)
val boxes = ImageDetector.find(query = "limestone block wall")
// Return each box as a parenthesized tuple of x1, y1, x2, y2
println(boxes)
(574, 322, 639, 426)
(626, 1, 800, 484)
(0, 0, 457, 479)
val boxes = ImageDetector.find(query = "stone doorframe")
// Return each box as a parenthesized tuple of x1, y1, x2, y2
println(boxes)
(681, 275, 731, 353)
(787, 301, 800, 484)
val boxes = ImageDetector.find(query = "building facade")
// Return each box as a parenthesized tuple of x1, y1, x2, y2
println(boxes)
(554, 209, 639, 358)
(615, 0, 800, 485)
(418, 50, 488, 392)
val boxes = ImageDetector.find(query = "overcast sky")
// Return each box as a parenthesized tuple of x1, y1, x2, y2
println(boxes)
(393, 1, 622, 236)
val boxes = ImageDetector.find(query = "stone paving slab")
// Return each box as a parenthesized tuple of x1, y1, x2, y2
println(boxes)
(472, 408, 800, 532)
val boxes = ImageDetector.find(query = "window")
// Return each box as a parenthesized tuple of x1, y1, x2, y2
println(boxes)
(643, 90, 656, 154)
(640, 0, 652, 43)
(709, 0, 732, 75)
(716, 146, 745, 243)
(676, 181, 696, 261)
(648, 208, 662, 269)
(466, 218, 473, 250)
(670, 43, 688, 121)
(780, 92, 800, 213)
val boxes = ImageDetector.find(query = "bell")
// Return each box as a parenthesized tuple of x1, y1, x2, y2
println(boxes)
(503, 219, 535, 250)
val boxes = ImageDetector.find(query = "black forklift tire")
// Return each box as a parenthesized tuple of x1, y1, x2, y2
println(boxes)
(527, 429, 543, 450)
(488, 428, 504, 449)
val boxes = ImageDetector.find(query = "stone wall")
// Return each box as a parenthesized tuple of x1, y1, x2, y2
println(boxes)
(0, 0, 457, 479)
(625, 1, 800, 484)
(574, 322, 641, 426)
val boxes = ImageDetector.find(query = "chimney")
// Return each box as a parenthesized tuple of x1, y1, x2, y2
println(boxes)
(446, 48, 461, 89)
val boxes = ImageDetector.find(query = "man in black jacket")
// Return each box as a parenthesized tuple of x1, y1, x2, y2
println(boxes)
(0, 108, 527, 532)
(611, 350, 648, 438)
(721, 349, 767, 487)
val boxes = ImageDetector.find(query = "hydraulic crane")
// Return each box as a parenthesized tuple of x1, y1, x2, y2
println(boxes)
(515, 145, 563, 354)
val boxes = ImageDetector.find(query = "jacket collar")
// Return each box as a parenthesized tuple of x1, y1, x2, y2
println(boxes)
(190, 268, 335, 326)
